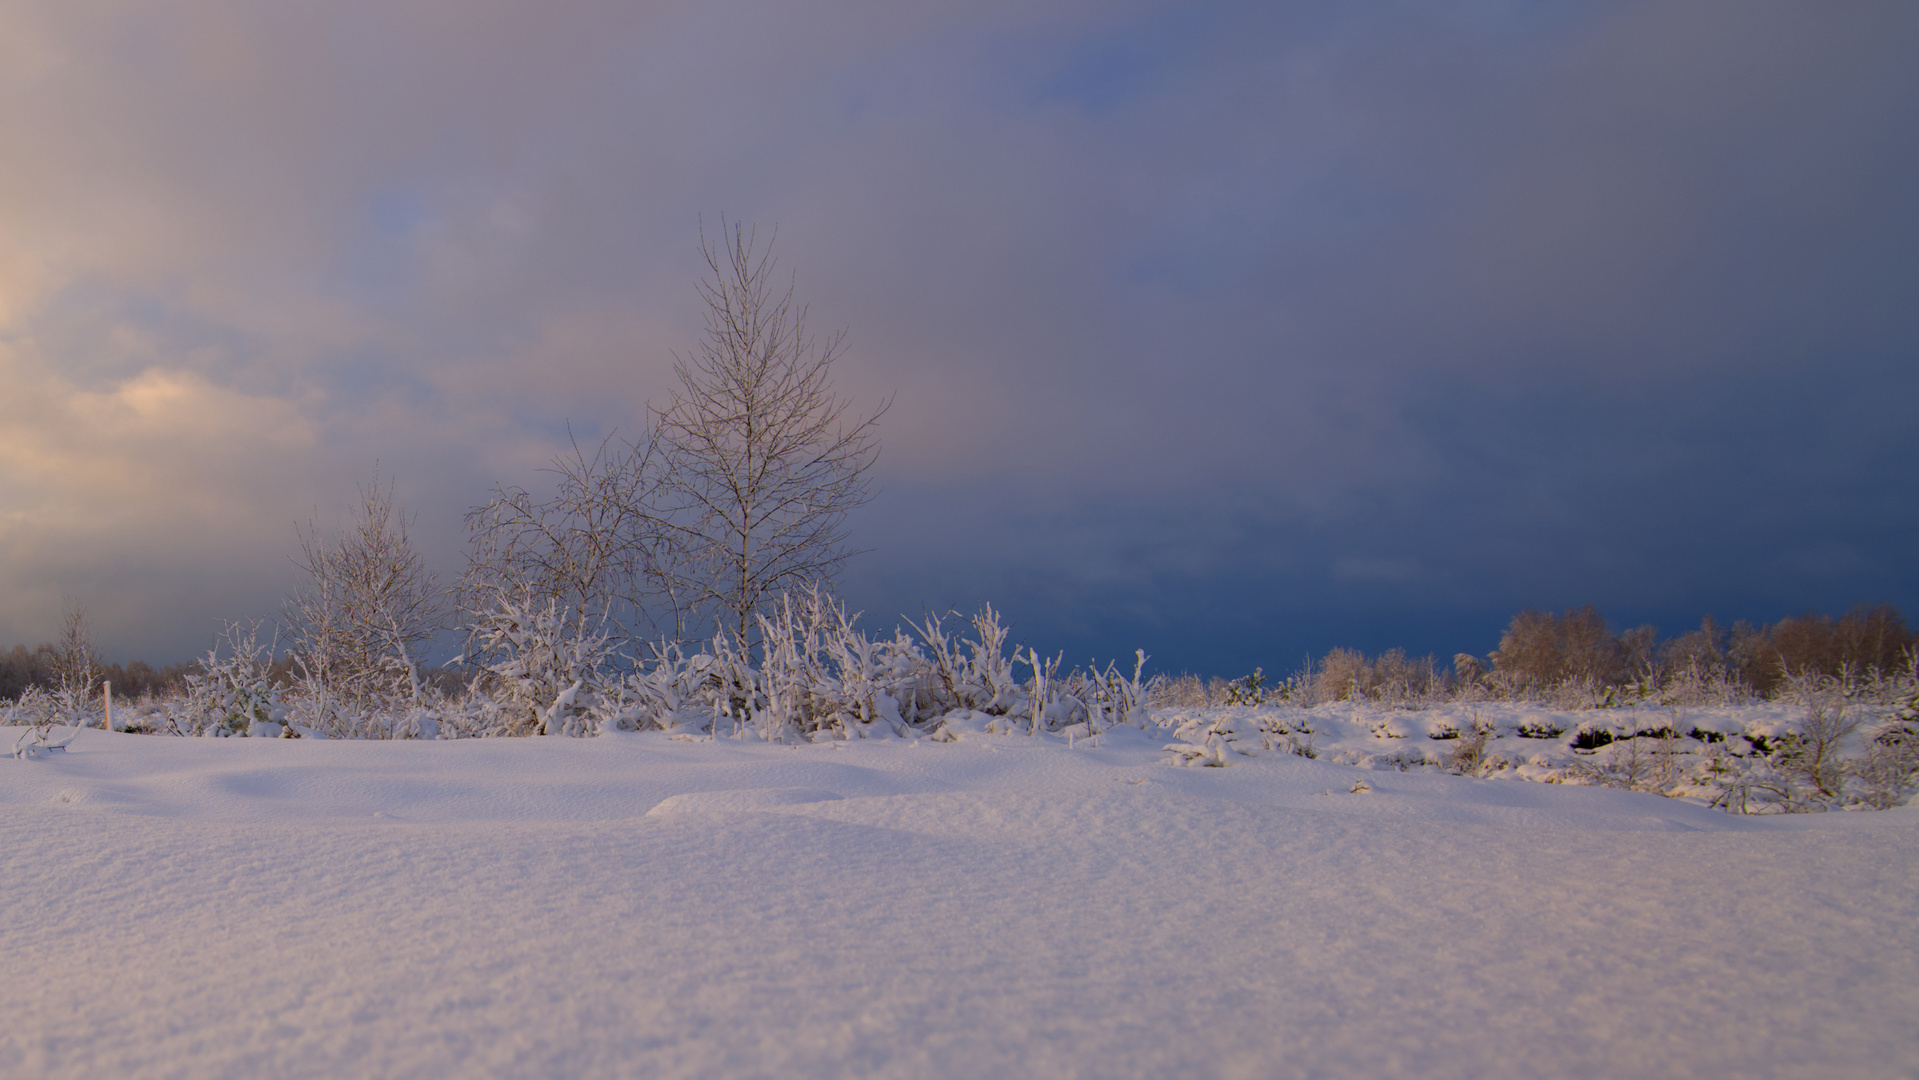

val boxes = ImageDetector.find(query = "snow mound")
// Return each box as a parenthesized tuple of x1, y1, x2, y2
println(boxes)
(646, 787, 845, 817)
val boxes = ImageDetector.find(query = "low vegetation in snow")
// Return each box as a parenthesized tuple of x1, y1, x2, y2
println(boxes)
(10, 594, 1917, 815)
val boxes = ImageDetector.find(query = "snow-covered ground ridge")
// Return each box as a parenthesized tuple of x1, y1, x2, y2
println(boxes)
(25, 688, 1915, 816)
(1153, 696, 1919, 813)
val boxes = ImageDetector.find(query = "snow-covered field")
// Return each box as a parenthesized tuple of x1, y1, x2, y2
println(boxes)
(6, 717, 1917, 1079)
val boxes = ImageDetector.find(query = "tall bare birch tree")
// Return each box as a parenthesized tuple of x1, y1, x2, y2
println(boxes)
(655, 221, 886, 646)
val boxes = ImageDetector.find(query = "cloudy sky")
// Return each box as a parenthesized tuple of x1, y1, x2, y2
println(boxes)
(2, 0, 1914, 675)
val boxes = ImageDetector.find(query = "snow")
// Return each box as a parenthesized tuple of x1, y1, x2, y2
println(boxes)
(5, 721, 1917, 1078)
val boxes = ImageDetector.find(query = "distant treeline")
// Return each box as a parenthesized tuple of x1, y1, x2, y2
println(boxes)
(0, 644, 196, 701)
(1486, 602, 1912, 697)
(1151, 602, 1915, 708)
(5, 602, 1913, 708)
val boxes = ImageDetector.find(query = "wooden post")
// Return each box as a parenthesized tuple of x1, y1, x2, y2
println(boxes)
(103, 680, 112, 731)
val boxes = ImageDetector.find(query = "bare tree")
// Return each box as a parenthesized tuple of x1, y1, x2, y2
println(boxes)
(1778, 690, 1862, 800)
(51, 600, 101, 719)
(463, 428, 686, 640)
(287, 474, 448, 721)
(654, 220, 887, 645)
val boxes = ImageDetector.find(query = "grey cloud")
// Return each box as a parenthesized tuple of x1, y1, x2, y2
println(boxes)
(0, 0, 1911, 670)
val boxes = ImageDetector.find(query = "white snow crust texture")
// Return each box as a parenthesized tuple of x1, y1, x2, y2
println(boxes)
(4, 728, 1916, 1079)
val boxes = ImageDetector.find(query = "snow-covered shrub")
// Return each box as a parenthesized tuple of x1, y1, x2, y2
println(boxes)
(1159, 707, 1319, 766)
(613, 642, 721, 734)
(913, 604, 1026, 720)
(1769, 693, 1860, 801)
(1162, 713, 1243, 766)
(678, 590, 1151, 743)
(1851, 694, 1919, 810)
(1632, 659, 1753, 707)
(1567, 730, 1685, 794)
(1066, 651, 1153, 733)
(110, 699, 169, 735)
(1144, 672, 1239, 708)
(1442, 716, 1496, 776)
(1223, 668, 1269, 705)
(179, 622, 290, 737)
(8, 685, 84, 757)
(462, 590, 622, 737)
(1, 686, 58, 727)
(724, 589, 923, 740)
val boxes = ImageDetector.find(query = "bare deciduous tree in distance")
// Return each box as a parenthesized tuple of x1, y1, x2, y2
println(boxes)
(464, 429, 688, 642)
(655, 220, 887, 648)
(51, 600, 101, 721)
(287, 474, 448, 726)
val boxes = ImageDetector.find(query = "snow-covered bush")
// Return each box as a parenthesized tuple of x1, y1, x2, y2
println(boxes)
(1160, 707, 1321, 766)
(178, 622, 290, 737)
(711, 588, 920, 740)
(460, 590, 622, 737)
(1852, 693, 1919, 810)
(914, 604, 1027, 720)
(1145, 672, 1238, 708)
(1, 685, 58, 727)
(1441, 716, 1497, 776)
(9, 686, 84, 758)
(611, 642, 721, 734)
(693, 590, 1149, 743)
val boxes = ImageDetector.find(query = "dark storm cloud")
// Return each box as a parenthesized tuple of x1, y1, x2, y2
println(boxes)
(833, 0, 1919, 672)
